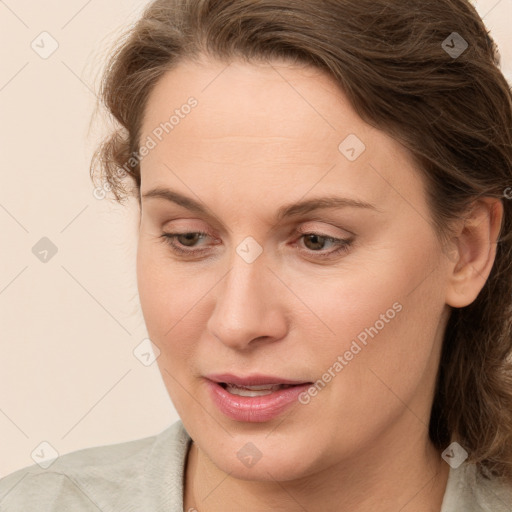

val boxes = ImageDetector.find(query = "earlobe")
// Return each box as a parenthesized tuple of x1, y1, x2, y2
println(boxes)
(445, 198, 504, 309)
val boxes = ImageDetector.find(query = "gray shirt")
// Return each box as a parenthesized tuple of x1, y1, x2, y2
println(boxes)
(1, 420, 511, 511)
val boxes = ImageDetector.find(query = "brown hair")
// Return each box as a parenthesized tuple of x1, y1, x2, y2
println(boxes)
(90, 0, 512, 482)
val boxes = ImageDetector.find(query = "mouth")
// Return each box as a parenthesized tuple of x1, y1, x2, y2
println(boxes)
(204, 374, 314, 422)
(207, 373, 312, 392)
(218, 382, 301, 397)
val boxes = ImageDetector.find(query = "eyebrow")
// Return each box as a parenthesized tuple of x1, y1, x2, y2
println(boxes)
(141, 187, 380, 221)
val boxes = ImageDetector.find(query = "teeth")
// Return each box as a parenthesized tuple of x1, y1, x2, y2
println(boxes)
(224, 383, 292, 397)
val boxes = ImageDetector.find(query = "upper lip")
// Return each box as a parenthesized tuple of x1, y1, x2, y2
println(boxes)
(206, 373, 312, 386)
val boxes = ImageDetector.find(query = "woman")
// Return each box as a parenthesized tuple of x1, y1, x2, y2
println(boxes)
(1, 0, 511, 510)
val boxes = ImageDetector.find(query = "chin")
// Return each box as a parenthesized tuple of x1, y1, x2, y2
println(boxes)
(198, 432, 326, 483)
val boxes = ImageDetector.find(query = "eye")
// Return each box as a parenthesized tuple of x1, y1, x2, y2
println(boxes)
(158, 230, 353, 259)
(295, 232, 353, 259)
(159, 231, 212, 256)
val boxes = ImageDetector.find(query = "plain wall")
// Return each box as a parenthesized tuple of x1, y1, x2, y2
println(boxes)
(1, 0, 511, 476)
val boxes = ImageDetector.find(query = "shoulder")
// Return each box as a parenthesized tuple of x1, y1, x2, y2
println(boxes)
(441, 462, 512, 512)
(0, 420, 191, 512)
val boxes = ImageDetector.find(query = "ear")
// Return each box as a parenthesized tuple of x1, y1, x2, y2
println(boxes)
(445, 197, 504, 308)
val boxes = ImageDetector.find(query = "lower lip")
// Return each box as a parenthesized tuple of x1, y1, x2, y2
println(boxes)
(205, 379, 312, 422)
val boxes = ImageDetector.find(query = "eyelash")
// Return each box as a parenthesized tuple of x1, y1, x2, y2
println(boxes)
(158, 230, 353, 259)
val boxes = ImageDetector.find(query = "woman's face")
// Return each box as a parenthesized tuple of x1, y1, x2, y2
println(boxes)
(136, 56, 453, 480)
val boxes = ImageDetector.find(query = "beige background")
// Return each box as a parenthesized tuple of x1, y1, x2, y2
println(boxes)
(1, 0, 511, 476)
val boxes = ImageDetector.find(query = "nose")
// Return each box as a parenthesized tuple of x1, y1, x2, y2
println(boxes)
(206, 254, 288, 351)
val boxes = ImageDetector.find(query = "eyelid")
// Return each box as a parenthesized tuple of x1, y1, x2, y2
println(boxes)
(294, 223, 355, 239)
(160, 228, 354, 260)
(161, 216, 355, 238)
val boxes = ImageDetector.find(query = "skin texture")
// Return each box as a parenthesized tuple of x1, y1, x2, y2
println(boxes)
(136, 56, 503, 511)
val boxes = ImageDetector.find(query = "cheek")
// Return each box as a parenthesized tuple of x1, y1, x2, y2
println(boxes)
(307, 246, 446, 435)
(136, 238, 208, 361)
(136, 238, 190, 331)
(136, 241, 201, 413)
(136, 239, 187, 354)
(136, 242, 165, 331)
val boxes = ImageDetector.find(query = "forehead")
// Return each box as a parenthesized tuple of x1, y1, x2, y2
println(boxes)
(142, 57, 370, 154)
(139, 57, 427, 219)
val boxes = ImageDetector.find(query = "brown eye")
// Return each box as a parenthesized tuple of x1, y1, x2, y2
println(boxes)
(303, 234, 330, 251)
(160, 231, 211, 255)
(296, 232, 353, 259)
(175, 233, 204, 247)
(159, 230, 353, 260)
